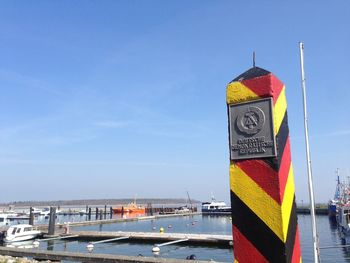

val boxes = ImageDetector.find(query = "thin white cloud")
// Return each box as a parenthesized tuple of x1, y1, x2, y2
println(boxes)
(93, 120, 131, 129)
(0, 69, 64, 96)
(291, 129, 350, 141)
(313, 129, 350, 138)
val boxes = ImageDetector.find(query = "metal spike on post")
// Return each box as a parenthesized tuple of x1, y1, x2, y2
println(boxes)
(253, 51, 256, 68)
(299, 42, 320, 263)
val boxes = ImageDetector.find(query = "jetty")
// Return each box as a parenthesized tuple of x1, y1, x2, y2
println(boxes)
(0, 231, 231, 262)
(68, 230, 232, 247)
(0, 247, 222, 263)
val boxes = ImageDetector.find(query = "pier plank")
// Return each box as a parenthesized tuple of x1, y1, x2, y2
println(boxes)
(0, 247, 221, 263)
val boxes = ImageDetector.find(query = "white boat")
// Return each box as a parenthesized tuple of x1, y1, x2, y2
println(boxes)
(174, 206, 190, 214)
(3, 224, 41, 243)
(0, 214, 11, 227)
(25, 207, 42, 216)
(39, 207, 50, 217)
(202, 196, 231, 215)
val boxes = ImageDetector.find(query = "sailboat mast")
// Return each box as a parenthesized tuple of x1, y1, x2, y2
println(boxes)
(335, 168, 340, 200)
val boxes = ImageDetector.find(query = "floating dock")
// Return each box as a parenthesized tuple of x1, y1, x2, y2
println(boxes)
(70, 230, 232, 247)
(0, 247, 222, 263)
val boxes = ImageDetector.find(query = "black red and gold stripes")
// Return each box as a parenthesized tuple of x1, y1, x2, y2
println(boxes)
(227, 67, 301, 263)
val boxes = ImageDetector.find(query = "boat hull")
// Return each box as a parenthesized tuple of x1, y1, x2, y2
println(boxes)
(202, 208, 231, 215)
(328, 203, 337, 219)
(4, 231, 41, 243)
(112, 207, 145, 214)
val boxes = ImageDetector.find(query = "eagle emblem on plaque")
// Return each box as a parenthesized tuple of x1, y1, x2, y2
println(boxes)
(228, 98, 276, 160)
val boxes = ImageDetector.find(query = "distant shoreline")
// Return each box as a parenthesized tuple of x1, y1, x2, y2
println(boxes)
(0, 198, 201, 207)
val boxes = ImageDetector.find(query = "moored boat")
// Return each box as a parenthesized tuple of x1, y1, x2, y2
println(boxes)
(202, 196, 231, 215)
(0, 214, 11, 227)
(2, 224, 41, 243)
(328, 169, 341, 220)
(112, 202, 145, 214)
(337, 204, 350, 244)
(174, 206, 191, 214)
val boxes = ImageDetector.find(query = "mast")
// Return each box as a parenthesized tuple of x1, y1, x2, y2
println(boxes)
(335, 168, 341, 200)
(299, 42, 319, 263)
(186, 191, 193, 211)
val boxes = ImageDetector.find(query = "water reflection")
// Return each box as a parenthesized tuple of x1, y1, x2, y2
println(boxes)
(5, 240, 35, 249)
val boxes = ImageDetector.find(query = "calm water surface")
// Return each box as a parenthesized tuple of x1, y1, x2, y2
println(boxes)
(4, 214, 350, 262)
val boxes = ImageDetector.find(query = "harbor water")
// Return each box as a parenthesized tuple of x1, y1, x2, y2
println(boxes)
(2, 213, 350, 262)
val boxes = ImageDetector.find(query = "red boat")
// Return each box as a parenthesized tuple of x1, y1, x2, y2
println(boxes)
(112, 202, 145, 214)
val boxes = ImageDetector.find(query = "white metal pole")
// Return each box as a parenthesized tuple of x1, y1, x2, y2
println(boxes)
(299, 42, 319, 263)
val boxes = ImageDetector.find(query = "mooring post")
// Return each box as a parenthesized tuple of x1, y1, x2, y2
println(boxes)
(226, 67, 301, 262)
(110, 206, 113, 218)
(95, 207, 99, 220)
(121, 206, 124, 216)
(29, 207, 34, 225)
(104, 205, 107, 215)
(86, 205, 88, 214)
(88, 207, 91, 220)
(48, 207, 56, 236)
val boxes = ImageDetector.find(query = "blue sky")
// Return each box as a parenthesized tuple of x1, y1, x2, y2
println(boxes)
(0, 1, 349, 203)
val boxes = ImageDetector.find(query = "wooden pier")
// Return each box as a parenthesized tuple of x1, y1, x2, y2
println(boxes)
(0, 247, 222, 263)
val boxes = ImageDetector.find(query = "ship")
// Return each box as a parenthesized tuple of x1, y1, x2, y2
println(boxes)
(112, 201, 145, 215)
(328, 169, 341, 220)
(201, 195, 231, 215)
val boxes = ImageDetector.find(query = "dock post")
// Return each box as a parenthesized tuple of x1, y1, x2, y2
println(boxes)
(29, 207, 34, 225)
(226, 67, 301, 262)
(121, 206, 124, 216)
(47, 240, 54, 251)
(48, 207, 56, 236)
(110, 206, 113, 218)
(95, 207, 99, 220)
(104, 205, 107, 215)
(86, 205, 88, 214)
(88, 207, 91, 220)
(149, 203, 153, 216)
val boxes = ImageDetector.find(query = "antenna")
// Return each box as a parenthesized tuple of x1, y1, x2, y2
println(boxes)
(253, 52, 256, 67)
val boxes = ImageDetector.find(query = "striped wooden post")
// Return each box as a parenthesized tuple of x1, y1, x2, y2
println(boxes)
(227, 67, 301, 263)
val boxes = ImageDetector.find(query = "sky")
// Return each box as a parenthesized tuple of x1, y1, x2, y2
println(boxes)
(0, 1, 349, 204)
